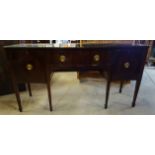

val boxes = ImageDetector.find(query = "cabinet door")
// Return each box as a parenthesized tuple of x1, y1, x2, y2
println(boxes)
(8, 49, 46, 83)
(110, 47, 147, 80)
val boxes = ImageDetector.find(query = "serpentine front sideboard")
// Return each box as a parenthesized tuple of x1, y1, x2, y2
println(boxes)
(4, 43, 148, 112)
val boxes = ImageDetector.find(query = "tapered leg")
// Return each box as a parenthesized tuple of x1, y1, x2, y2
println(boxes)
(105, 79, 111, 109)
(27, 82, 32, 97)
(46, 74, 53, 111)
(47, 80, 53, 111)
(12, 80, 22, 112)
(119, 81, 124, 93)
(132, 79, 141, 107)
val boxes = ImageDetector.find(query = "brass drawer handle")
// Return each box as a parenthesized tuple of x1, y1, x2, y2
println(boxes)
(26, 64, 33, 71)
(59, 55, 66, 63)
(94, 54, 100, 62)
(124, 62, 130, 69)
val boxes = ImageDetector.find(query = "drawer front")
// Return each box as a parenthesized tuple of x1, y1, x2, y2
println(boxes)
(110, 47, 147, 80)
(49, 50, 73, 69)
(73, 50, 105, 67)
(88, 50, 109, 68)
(9, 50, 46, 83)
(49, 49, 109, 70)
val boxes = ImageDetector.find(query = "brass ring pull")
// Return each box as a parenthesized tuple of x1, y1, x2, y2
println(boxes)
(124, 62, 130, 69)
(59, 55, 66, 63)
(26, 64, 33, 71)
(94, 54, 100, 62)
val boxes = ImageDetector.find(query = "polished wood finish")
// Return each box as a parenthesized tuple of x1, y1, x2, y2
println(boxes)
(4, 43, 148, 111)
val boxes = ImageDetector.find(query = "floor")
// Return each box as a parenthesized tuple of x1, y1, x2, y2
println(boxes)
(0, 67, 155, 115)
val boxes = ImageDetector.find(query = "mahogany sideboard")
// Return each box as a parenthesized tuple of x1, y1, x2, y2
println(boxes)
(4, 43, 148, 112)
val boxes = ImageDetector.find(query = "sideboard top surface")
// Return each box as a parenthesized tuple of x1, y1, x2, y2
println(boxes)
(4, 43, 149, 49)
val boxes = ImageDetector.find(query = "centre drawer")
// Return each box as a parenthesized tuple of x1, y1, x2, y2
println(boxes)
(48, 48, 109, 70)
